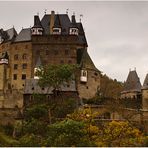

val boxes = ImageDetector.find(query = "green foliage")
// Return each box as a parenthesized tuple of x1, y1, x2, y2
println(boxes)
(19, 133, 43, 147)
(2, 123, 14, 136)
(24, 104, 49, 121)
(23, 119, 48, 136)
(46, 119, 95, 147)
(0, 132, 19, 146)
(51, 98, 77, 118)
(82, 95, 107, 105)
(37, 64, 76, 90)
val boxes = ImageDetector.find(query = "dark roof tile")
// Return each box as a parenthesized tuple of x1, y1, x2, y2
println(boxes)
(122, 70, 141, 92)
(77, 49, 99, 71)
(142, 74, 148, 89)
(24, 79, 77, 94)
(14, 28, 31, 42)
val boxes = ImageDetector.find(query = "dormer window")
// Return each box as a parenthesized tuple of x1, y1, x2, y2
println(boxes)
(34, 67, 40, 79)
(80, 70, 87, 82)
(31, 28, 43, 35)
(0, 36, 3, 44)
(0, 58, 8, 64)
(69, 28, 78, 35)
(53, 28, 61, 35)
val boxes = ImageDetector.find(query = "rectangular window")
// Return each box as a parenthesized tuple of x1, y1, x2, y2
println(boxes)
(65, 50, 69, 55)
(46, 50, 49, 55)
(22, 74, 26, 80)
(14, 64, 18, 70)
(13, 74, 17, 80)
(22, 63, 27, 69)
(54, 50, 58, 55)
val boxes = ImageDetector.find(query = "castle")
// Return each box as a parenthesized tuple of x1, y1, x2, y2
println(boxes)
(0, 11, 100, 122)
(0, 10, 147, 130)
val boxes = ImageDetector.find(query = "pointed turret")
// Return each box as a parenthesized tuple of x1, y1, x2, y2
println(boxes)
(0, 52, 9, 64)
(52, 14, 62, 35)
(69, 14, 79, 35)
(121, 70, 142, 99)
(34, 56, 42, 79)
(77, 49, 99, 83)
(143, 74, 148, 89)
(123, 70, 141, 93)
(31, 15, 43, 35)
(142, 74, 148, 111)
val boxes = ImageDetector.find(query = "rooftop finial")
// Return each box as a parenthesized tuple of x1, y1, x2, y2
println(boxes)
(129, 68, 131, 72)
(80, 14, 83, 22)
(37, 12, 39, 16)
(44, 9, 47, 14)
(66, 9, 69, 14)
(134, 67, 136, 71)
(73, 12, 75, 15)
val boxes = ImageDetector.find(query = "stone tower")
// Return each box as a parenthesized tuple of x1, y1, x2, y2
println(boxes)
(121, 70, 141, 99)
(0, 10, 101, 102)
(142, 74, 148, 111)
(0, 52, 9, 105)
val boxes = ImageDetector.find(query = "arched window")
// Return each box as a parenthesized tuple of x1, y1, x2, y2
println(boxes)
(82, 71, 87, 77)
(22, 54, 27, 60)
(14, 54, 18, 60)
(80, 70, 87, 82)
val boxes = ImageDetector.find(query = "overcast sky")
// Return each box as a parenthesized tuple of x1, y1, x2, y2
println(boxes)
(0, 1, 148, 83)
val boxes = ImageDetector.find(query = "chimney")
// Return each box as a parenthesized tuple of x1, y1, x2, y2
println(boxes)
(71, 15, 76, 23)
(50, 11, 55, 34)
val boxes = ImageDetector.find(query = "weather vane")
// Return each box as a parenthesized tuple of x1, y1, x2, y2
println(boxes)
(44, 9, 47, 14)
(66, 9, 69, 14)
(80, 14, 83, 22)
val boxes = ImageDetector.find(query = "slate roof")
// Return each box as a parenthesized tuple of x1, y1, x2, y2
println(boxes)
(77, 48, 99, 72)
(41, 14, 71, 35)
(54, 14, 61, 28)
(122, 70, 142, 93)
(35, 56, 42, 68)
(33, 15, 43, 28)
(142, 74, 148, 89)
(0, 28, 17, 43)
(0, 12, 87, 45)
(14, 28, 31, 42)
(6, 28, 17, 41)
(40, 13, 87, 45)
(24, 79, 77, 94)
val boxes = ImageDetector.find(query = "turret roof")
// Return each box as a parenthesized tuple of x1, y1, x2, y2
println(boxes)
(14, 28, 31, 42)
(122, 70, 141, 93)
(77, 48, 99, 72)
(0, 51, 9, 59)
(32, 15, 43, 28)
(35, 56, 42, 68)
(54, 14, 61, 28)
(142, 74, 148, 89)
(24, 79, 76, 94)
